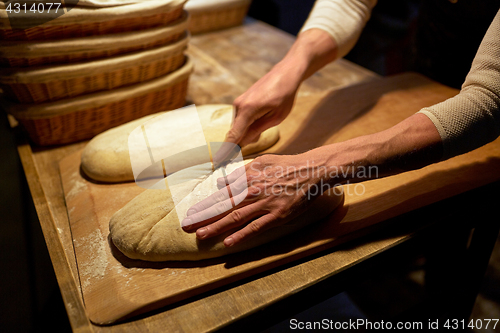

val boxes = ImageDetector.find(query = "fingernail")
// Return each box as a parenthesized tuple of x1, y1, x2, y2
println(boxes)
(181, 218, 192, 229)
(197, 228, 207, 239)
(187, 208, 196, 216)
(224, 237, 234, 247)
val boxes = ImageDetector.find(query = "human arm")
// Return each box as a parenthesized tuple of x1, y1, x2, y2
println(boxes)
(183, 113, 443, 246)
(417, 9, 500, 159)
(226, 0, 378, 148)
(184, 9, 500, 247)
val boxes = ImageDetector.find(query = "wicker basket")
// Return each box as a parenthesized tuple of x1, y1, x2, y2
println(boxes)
(2, 57, 193, 146)
(0, 0, 186, 41)
(0, 11, 189, 68)
(186, 0, 251, 35)
(0, 33, 190, 104)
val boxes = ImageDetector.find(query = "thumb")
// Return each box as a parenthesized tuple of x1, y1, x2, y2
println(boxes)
(212, 115, 249, 168)
(224, 112, 249, 145)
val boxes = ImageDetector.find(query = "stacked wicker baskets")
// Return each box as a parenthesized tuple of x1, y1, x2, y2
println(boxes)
(0, 0, 193, 146)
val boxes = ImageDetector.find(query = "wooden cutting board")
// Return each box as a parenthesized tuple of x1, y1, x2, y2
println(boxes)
(59, 73, 500, 325)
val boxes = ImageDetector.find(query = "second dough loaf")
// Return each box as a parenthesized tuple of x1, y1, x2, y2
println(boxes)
(109, 160, 344, 261)
(81, 104, 280, 182)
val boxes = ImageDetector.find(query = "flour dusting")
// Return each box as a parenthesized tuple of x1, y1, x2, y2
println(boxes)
(67, 179, 86, 198)
(75, 229, 108, 290)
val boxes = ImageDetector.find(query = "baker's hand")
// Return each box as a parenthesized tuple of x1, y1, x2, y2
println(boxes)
(212, 62, 301, 167)
(220, 28, 338, 154)
(181, 152, 331, 247)
(227, 60, 302, 148)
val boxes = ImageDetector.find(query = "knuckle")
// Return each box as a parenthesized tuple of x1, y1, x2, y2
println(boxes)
(234, 100, 250, 114)
(245, 172, 256, 182)
(274, 207, 289, 219)
(232, 167, 246, 180)
(217, 177, 227, 188)
(225, 128, 240, 142)
(232, 179, 246, 192)
(249, 221, 262, 233)
(247, 185, 261, 197)
(215, 201, 230, 215)
(233, 95, 247, 108)
(230, 210, 243, 224)
(236, 181, 248, 193)
(195, 202, 207, 212)
(215, 191, 226, 203)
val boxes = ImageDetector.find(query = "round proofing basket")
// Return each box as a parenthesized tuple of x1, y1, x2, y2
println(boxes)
(0, 33, 190, 104)
(0, 0, 186, 41)
(3, 57, 194, 146)
(186, 0, 251, 34)
(0, 11, 189, 68)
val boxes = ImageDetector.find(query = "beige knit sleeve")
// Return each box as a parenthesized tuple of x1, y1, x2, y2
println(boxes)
(418, 9, 500, 160)
(300, 0, 378, 59)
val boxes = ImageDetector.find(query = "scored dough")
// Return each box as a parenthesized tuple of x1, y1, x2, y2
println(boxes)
(109, 160, 344, 261)
(81, 104, 279, 183)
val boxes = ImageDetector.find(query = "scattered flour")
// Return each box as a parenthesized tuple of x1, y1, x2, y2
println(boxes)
(74, 229, 108, 290)
(67, 179, 87, 199)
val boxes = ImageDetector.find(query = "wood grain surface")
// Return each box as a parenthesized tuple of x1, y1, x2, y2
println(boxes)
(58, 72, 500, 325)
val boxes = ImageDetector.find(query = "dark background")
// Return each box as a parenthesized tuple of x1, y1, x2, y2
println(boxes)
(248, 0, 420, 75)
(248, 0, 500, 88)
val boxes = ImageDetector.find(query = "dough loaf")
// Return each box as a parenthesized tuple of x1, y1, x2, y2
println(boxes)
(109, 160, 344, 261)
(81, 104, 279, 183)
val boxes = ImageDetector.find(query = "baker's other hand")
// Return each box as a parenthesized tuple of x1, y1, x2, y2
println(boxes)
(181, 151, 332, 247)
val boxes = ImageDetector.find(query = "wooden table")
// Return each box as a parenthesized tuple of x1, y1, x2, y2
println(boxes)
(13, 19, 499, 332)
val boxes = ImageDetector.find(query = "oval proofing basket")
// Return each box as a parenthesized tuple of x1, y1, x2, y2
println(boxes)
(0, 0, 186, 41)
(0, 33, 190, 104)
(0, 11, 189, 68)
(186, 0, 251, 34)
(3, 57, 193, 146)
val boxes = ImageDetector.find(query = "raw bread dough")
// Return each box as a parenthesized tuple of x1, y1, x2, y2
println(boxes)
(81, 104, 279, 183)
(109, 160, 344, 261)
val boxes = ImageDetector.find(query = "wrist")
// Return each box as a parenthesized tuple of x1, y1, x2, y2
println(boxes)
(270, 55, 307, 92)
(301, 136, 382, 185)
(301, 113, 443, 185)
(274, 28, 338, 87)
(292, 28, 338, 80)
